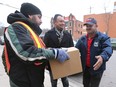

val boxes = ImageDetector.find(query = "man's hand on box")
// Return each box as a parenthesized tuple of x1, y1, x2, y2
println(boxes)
(53, 49, 69, 63)
(57, 49, 69, 63)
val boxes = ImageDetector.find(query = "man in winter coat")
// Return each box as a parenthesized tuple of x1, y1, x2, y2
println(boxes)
(44, 14, 74, 87)
(75, 17, 113, 87)
(3, 3, 69, 87)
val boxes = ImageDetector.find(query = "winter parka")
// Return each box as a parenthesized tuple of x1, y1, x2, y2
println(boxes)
(75, 31, 113, 75)
(3, 12, 55, 87)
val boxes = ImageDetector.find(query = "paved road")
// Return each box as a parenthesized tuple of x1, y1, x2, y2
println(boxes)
(0, 45, 116, 87)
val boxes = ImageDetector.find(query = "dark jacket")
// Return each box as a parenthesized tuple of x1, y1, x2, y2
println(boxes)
(75, 31, 113, 75)
(44, 28, 74, 48)
(44, 28, 74, 71)
(4, 12, 55, 87)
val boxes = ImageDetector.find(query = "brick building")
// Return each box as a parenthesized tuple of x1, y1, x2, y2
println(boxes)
(64, 13, 84, 41)
(84, 2, 116, 38)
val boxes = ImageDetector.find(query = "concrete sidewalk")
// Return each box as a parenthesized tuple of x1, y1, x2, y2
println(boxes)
(0, 69, 83, 87)
(44, 70, 83, 87)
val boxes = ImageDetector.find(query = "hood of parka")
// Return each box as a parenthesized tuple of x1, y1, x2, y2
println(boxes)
(7, 11, 42, 35)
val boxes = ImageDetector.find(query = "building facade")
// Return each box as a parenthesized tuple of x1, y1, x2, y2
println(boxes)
(64, 14, 84, 41)
(84, 2, 116, 38)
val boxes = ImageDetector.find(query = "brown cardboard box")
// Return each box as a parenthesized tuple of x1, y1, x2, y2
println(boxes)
(49, 47, 82, 79)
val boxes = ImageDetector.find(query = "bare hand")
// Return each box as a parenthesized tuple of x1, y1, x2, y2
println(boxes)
(93, 56, 103, 70)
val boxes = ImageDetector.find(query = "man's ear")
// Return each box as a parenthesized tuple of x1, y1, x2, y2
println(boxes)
(28, 15, 33, 19)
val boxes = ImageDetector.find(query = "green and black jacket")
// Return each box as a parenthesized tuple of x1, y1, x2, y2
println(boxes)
(3, 11, 55, 87)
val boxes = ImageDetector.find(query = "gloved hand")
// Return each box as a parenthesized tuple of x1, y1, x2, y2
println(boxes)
(53, 49, 69, 63)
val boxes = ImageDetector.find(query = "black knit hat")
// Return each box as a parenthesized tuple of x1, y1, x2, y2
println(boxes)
(20, 3, 42, 18)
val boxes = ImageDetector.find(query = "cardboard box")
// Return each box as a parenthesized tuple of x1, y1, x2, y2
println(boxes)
(49, 47, 82, 79)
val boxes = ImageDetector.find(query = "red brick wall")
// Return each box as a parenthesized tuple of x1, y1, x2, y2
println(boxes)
(84, 12, 116, 38)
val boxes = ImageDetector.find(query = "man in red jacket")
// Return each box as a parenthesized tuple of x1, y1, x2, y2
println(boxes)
(76, 18, 113, 87)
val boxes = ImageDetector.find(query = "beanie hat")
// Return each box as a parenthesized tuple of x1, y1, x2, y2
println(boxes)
(20, 3, 42, 18)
